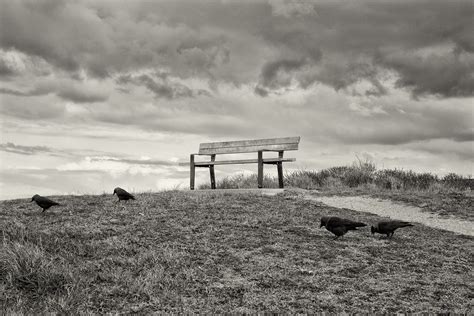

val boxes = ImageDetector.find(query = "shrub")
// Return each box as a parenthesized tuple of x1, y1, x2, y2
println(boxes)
(374, 170, 403, 190)
(443, 173, 473, 190)
(285, 170, 319, 189)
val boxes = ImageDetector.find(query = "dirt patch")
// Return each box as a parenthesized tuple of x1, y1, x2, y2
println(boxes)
(307, 194, 473, 236)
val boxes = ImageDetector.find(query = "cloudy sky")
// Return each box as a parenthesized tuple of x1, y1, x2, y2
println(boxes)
(0, 0, 473, 199)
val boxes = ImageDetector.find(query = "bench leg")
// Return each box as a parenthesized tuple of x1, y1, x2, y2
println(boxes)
(277, 151, 284, 188)
(190, 154, 195, 190)
(210, 154, 216, 189)
(258, 151, 263, 188)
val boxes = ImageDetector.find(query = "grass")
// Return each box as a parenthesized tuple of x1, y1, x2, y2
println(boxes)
(201, 160, 473, 192)
(1, 190, 472, 313)
(199, 161, 473, 220)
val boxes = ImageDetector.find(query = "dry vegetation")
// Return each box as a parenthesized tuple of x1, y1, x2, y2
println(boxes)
(200, 160, 473, 192)
(1, 190, 472, 313)
(200, 161, 474, 220)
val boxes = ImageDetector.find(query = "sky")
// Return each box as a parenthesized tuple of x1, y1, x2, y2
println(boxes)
(0, 0, 473, 200)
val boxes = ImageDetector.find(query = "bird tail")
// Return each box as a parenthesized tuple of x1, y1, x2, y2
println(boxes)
(346, 222, 367, 231)
(131, 196, 135, 200)
(399, 222, 413, 227)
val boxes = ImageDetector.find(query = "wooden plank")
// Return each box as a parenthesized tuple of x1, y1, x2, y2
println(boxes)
(190, 154, 195, 190)
(194, 157, 296, 166)
(199, 143, 299, 155)
(199, 136, 300, 154)
(258, 151, 263, 189)
(210, 154, 216, 189)
(277, 151, 284, 188)
(200, 136, 300, 149)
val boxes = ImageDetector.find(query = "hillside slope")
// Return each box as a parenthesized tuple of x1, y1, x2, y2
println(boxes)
(1, 191, 472, 313)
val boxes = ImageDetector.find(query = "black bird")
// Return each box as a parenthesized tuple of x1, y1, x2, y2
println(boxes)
(320, 216, 367, 239)
(371, 220, 413, 238)
(113, 187, 135, 201)
(31, 194, 60, 212)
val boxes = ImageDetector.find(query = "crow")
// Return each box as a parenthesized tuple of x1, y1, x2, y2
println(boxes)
(371, 220, 413, 238)
(31, 194, 60, 212)
(113, 187, 135, 201)
(320, 216, 367, 239)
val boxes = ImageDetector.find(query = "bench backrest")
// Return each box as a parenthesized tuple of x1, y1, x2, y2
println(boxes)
(198, 136, 300, 155)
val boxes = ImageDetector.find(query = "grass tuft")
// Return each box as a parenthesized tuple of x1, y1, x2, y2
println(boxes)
(200, 159, 472, 192)
(1, 242, 67, 294)
(0, 236, 86, 313)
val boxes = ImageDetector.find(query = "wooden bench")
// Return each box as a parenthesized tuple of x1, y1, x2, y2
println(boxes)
(189, 136, 300, 190)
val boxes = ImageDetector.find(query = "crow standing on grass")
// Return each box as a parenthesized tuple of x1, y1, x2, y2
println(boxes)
(31, 194, 60, 212)
(113, 187, 135, 202)
(371, 220, 413, 238)
(320, 216, 367, 239)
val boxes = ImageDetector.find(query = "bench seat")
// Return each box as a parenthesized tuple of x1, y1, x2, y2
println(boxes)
(189, 136, 300, 190)
(194, 157, 296, 167)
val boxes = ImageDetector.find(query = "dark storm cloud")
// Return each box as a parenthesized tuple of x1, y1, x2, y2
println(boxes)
(117, 73, 211, 99)
(255, 58, 309, 96)
(1, 1, 472, 98)
(254, 0, 474, 97)
(0, 1, 230, 80)
(378, 51, 474, 98)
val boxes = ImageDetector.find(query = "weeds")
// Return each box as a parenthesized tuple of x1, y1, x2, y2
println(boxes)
(200, 159, 472, 192)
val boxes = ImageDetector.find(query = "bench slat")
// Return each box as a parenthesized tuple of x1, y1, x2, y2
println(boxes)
(194, 157, 296, 166)
(199, 143, 299, 155)
(199, 137, 300, 155)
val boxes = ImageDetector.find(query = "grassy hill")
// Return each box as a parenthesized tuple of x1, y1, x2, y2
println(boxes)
(1, 190, 472, 313)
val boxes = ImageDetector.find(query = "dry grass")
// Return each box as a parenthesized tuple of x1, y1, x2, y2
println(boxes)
(1, 191, 472, 313)
(313, 187, 474, 221)
(200, 160, 473, 192)
(199, 163, 473, 221)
